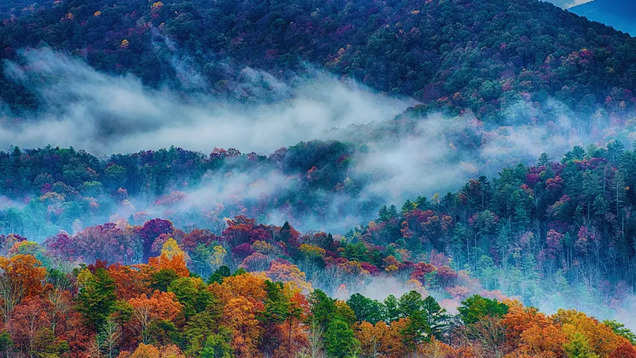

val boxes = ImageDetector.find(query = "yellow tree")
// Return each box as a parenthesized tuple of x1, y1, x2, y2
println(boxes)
(266, 261, 312, 293)
(418, 338, 461, 358)
(381, 319, 410, 358)
(553, 309, 628, 357)
(118, 343, 185, 358)
(209, 245, 227, 269)
(0, 254, 47, 322)
(355, 321, 381, 357)
(502, 302, 565, 357)
(353, 319, 410, 358)
(222, 296, 264, 358)
(148, 238, 189, 277)
(514, 323, 566, 357)
(209, 272, 267, 305)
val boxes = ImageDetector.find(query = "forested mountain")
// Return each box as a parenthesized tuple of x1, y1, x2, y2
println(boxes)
(0, 0, 634, 120)
(1, 141, 635, 313)
(569, 0, 636, 36)
(0, 142, 633, 356)
(0, 142, 373, 239)
(351, 142, 636, 308)
(0, 0, 635, 356)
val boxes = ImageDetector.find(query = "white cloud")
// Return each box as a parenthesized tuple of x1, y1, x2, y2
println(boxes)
(541, 0, 594, 9)
(1, 48, 414, 155)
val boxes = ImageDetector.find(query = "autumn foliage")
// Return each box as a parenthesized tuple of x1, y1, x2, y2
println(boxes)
(0, 231, 629, 358)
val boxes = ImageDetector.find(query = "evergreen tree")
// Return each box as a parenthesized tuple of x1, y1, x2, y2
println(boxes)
(76, 268, 117, 330)
(324, 319, 359, 358)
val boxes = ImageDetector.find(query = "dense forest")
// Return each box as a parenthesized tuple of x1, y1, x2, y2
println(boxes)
(0, 242, 634, 357)
(349, 142, 636, 310)
(0, 0, 635, 121)
(0, 141, 635, 340)
(0, 141, 372, 238)
(0, 0, 635, 356)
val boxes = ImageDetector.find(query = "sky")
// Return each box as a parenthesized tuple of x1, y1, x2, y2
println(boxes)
(543, 0, 594, 9)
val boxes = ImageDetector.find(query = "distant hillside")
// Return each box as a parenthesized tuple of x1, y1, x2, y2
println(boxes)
(0, 0, 634, 120)
(570, 0, 636, 36)
(0, 0, 53, 19)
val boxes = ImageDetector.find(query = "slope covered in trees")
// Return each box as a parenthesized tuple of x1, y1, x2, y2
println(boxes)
(0, 141, 374, 239)
(0, 142, 354, 199)
(0, 221, 633, 357)
(0, 0, 635, 354)
(0, 0, 634, 120)
(348, 141, 636, 310)
(0, 140, 635, 321)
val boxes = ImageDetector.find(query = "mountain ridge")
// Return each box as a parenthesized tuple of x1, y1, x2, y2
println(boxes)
(0, 0, 634, 120)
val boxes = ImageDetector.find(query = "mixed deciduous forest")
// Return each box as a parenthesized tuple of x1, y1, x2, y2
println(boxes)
(0, 0, 635, 356)
(0, 142, 633, 357)
(0, 240, 635, 357)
